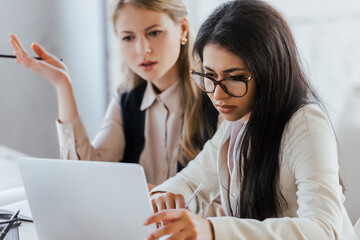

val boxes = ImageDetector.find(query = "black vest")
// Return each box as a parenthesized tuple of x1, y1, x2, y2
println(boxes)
(120, 82, 218, 172)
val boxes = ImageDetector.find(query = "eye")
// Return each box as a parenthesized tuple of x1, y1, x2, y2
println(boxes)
(204, 72, 216, 78)
(122, 35, 134, 41)
(148, 30, 163, 37)
(229, 75, 246, 80)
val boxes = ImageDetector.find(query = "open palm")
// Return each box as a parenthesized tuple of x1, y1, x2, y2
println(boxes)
(9, 34, 70, 89)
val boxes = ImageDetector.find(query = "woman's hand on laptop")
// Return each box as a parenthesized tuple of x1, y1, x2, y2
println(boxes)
(143, 209, 214, 240)
(145, 192, 214, 239)
(150, 192, 185, 213)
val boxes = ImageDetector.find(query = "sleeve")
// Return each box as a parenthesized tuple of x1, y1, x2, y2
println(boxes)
(150, 121, 230, 214)
(56, 92, 125, 162)
(207, 106, 355, 239)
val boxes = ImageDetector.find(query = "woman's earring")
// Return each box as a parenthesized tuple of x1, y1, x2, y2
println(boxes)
(181, 37, 188, 45)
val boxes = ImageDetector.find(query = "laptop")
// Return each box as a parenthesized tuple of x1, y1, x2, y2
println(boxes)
(18, 157, 156, 240)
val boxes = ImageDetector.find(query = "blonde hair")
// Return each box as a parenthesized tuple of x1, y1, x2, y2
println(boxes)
(110, 0, 215, 164)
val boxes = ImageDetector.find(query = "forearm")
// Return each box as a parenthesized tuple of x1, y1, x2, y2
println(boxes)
(56, 81, 79, 123)
(57, 95, 125, 162)
(208, 216, 340, 239)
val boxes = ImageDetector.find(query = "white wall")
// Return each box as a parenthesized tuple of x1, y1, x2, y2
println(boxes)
(268, 0, 360, 224)
(56, 0, 108, 140)
(0, 0, 60, 157)
(0, 0, 107, 157)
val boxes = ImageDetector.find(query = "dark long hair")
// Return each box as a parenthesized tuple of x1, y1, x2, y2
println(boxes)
(194, 0, 320, 220)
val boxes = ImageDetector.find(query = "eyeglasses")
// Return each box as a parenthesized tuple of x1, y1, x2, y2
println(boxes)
(190, 61, 253, 98)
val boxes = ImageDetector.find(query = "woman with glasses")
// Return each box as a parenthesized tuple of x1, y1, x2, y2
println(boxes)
(144, 0, 357, 239)
(8, 0, 220, 191)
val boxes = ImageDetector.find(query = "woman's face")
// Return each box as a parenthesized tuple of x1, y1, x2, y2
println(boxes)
(202, 44, 256, 121)
(115, 4, 187, 91)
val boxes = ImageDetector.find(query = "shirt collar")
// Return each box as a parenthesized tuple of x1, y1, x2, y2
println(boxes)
(140, 80, 182, 116)
(140, 81, 157, 111)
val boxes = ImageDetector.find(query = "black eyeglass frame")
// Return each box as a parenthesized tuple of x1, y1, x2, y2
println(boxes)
(190, 61, 253, 98)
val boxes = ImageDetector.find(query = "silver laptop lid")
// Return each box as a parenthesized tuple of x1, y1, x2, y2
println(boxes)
(18, 158, 156, 240)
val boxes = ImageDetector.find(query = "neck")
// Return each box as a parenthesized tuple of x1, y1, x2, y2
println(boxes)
(241, 112, 251, 122)
(151, 63, 179, 93)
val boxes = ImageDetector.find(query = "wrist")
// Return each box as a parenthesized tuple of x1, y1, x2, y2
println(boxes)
(55, 78, 72, 93)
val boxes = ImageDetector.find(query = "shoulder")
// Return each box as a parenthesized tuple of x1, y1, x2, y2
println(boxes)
(284, 103, 333, 138)
(281, 104, 338, 171)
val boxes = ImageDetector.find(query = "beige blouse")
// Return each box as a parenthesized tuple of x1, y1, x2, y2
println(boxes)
(56, 81, 184, 185)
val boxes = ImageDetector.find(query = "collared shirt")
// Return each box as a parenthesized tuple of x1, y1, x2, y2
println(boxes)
(56, 81, 184, 185)
(227, 119, 248, 174)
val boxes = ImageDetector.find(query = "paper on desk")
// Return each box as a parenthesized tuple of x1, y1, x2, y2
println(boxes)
(1, 200, 32, 219)
(0, 188, 26, 208)
(1, 200, 37, 240)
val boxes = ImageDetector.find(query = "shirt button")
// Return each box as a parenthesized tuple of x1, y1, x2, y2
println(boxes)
(67, 138, 73, 145)
(64, 127, 71, 134)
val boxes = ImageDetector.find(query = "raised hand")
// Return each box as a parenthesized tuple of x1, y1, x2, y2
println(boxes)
(9, 34, 79, 122)
(9, 34, 70, 90)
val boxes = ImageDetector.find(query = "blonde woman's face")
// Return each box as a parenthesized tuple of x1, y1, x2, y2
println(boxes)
(202, 43, 256, 122)
(115, 4, 186, 90)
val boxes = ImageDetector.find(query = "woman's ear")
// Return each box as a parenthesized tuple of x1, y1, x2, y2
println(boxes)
(180, 18, 189, 39)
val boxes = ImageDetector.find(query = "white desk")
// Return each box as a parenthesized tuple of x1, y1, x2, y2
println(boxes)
(0, 145, 28, 191)
(0, 145, 38, 240)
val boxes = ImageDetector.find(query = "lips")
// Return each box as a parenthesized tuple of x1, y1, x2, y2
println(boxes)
(215, 104, 236, 114)
(139, 61, 158, 71)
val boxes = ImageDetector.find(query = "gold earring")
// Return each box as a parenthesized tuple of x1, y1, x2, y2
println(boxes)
(146, 49, 152, 54)
(181, 37, 188, 45)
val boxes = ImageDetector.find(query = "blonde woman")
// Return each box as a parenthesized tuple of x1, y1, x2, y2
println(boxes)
(9, 0, 219, 188)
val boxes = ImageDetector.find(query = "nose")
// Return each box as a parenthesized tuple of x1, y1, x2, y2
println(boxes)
(136, 36, 150, 55)
(212, 84, 229, 101)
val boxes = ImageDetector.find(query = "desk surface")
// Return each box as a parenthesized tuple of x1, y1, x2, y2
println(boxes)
(2, 198, 37, 240)
(0, 145, 38, 239)
(0, 145, 28, 191)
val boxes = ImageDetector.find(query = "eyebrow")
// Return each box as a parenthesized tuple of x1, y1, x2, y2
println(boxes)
(120, 24, 161, 34)
(204, 66, 247, 73)
(145, 24, 160, 31)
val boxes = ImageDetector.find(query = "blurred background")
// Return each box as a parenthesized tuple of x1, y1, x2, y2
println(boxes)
(0, 0, 359, 223)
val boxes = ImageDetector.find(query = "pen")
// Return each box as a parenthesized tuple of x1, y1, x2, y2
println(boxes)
(0, 210, 20, 240)
(0, 209, 33, 223)
(185, 182, 204, 209)
(0, 218, 20, 225)
(0, 54, 63, 62)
